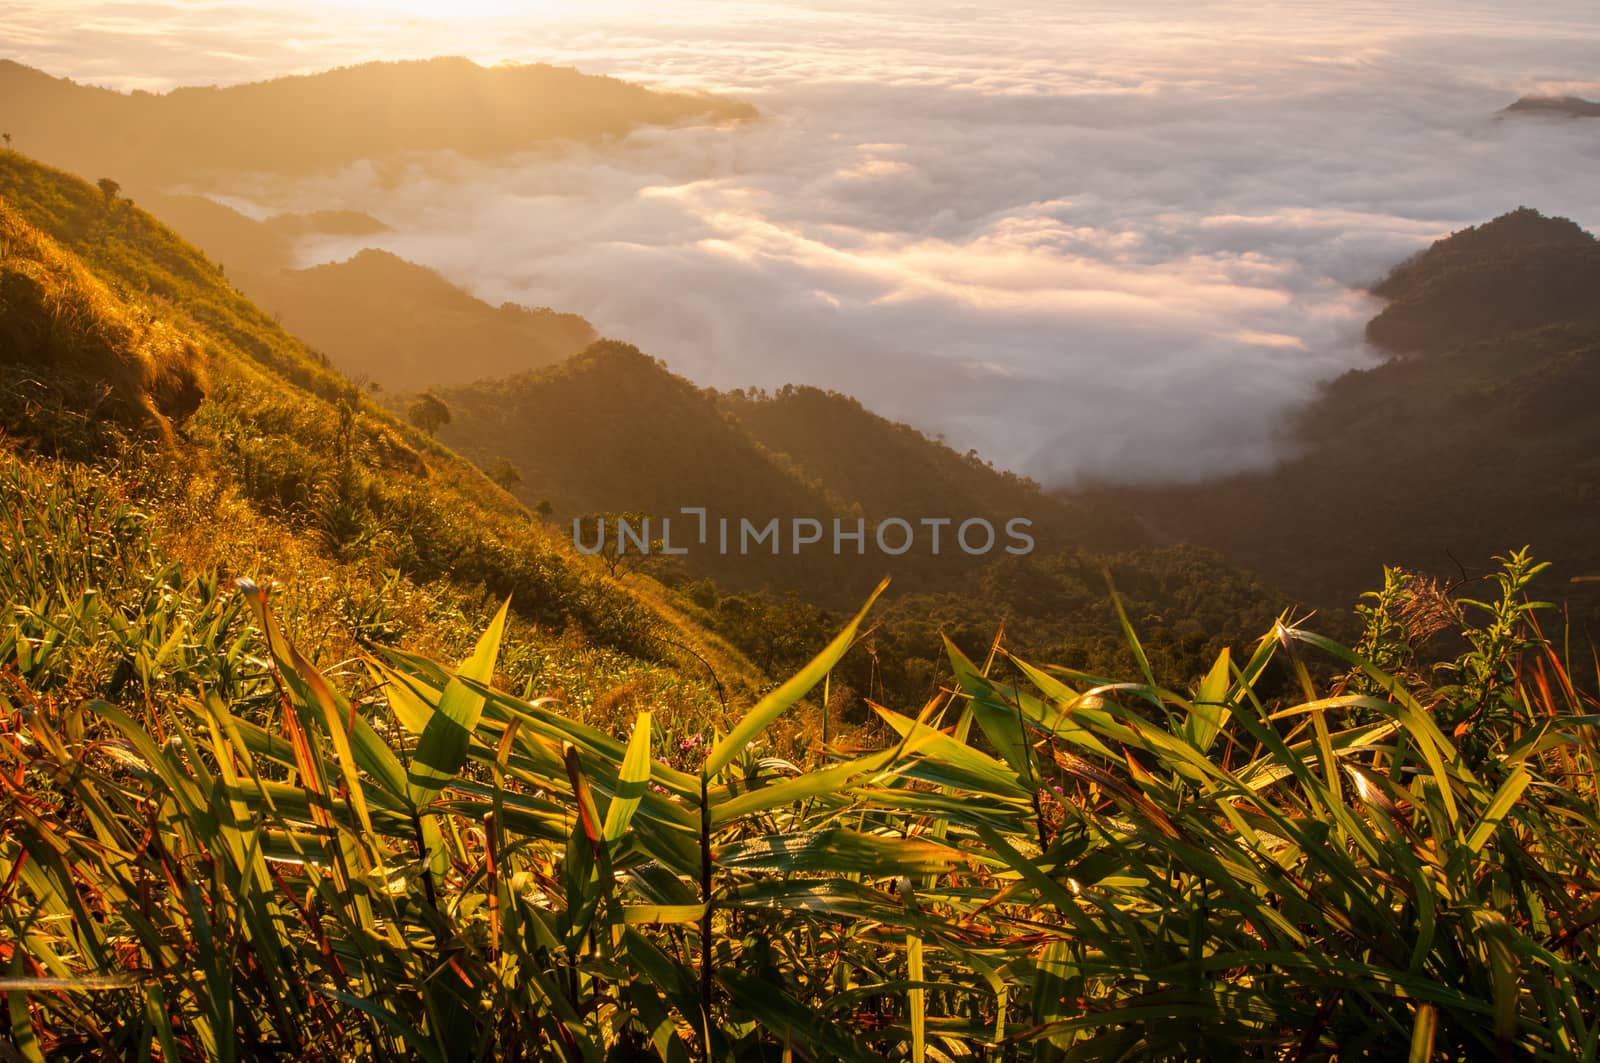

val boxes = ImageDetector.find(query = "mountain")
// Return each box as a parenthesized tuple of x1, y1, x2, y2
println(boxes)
(0, 57, 757, 185)
(0, 143, 1277, 731)
(1086, 208, 1600, 628)
(106, 192, 596, 390)
(245, 250, 596, 391)
(431, 344, 1152, 598)
(1365, 207, 1600, 352)
(137, 190, 390, 273)
(1502, 95, 1600, 118)
(721, 384, 1141, 553)
(431, 341, 844, 588)
(0, 146, 764, 700)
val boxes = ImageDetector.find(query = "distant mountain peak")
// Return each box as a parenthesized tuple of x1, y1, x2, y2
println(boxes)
(1502, 94, 1600, 118)
(1367, 208, 1600, 355)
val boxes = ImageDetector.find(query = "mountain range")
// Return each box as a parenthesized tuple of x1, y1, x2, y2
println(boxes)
(0, 56, 754, 185)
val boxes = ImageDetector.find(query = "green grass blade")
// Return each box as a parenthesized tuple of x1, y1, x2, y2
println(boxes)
(602, 711, 653, 844)
(703, 578, 886, 780)
(407, 597, 511, 805)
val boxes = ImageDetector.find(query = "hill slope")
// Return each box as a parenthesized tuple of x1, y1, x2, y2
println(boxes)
(247, 250, 596, 391)
(432, 344, 1152, 599)
(0, 199, 203, 442)
(721, 384, 1142, 554)
(0, 147, 764, 709)
(136, 190, 390, 273)
(0, 57, 756, 185)
(1090, 207, 1600, 624)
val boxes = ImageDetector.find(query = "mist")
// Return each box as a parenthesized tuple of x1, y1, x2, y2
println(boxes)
(8, 0, 1600, 484)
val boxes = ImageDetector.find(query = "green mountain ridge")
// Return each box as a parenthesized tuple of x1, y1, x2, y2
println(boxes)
(429, 341, 1151, 602)
(1088, 206, 1600, 630)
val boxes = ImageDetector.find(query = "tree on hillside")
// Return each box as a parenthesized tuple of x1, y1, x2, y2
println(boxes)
(407, 392, 451, 436)
(2, 133, 11, 149)
(574, 511, 659, 578)
(96, 177, 121, 206)
(490, 457, 521, 491)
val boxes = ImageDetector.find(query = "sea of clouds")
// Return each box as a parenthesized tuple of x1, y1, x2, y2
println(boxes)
(7, 0, 1600, 484)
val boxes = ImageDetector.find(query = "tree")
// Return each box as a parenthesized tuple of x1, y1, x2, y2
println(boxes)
(96, 177, 121, 206)
(2, 133, 10, 149)
(490, 458, 521, 491)
(574, 511, 658, 578)
(407, 392, 451, 436)
(535, 500, 554, 521)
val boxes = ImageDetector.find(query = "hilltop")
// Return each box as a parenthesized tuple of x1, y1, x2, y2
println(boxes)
(1088, 207, 1600, 626)
(722, 384, 1141, 554)
(0, 57, 756, 185)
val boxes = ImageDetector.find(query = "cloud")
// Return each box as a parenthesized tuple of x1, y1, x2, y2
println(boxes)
(8, 0, 1600, 483)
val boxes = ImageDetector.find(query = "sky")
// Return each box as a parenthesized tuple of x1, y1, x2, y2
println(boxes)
(5, 0, 1600, 484)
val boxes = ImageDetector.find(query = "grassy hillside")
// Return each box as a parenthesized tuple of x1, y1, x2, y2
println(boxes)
(0, 199, 203, 445)
(0, 147, 767, 709)
(4, 125, 1598, 1063)
(1090, 207, 1600, 635)
(0, 57, 757, 185)
(4, 476, 1597, 1058)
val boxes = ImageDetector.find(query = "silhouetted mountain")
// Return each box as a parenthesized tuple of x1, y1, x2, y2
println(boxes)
(0, 57, 756, 185)
(1503, 95, 1600, 118)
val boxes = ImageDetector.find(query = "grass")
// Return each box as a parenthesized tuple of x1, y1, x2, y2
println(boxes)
(2, 518, 1596, 1059)
(0, 200, 203, 449)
